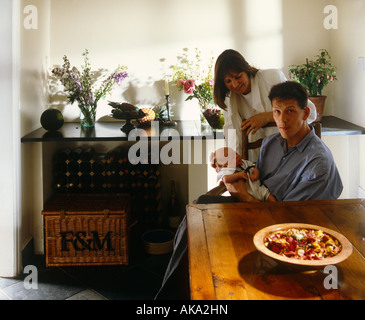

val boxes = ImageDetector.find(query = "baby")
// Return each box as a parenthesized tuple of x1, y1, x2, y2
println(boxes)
(210, 147, 276, 202)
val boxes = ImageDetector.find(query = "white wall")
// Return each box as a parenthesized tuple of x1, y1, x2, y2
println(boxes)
(49, 0, 239, 121)
(331, 0, 365, 128)
(282, 0, 334, 112)
(20, 0, 50, 134)
(19, 0, 51, 255)
(0, 0, 20, 277)
(47, 0, 332, 122)
(330, 0, 365, 193)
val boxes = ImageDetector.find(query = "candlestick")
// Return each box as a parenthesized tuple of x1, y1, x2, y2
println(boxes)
(163, 95, 177, 126)
(165, 78, 169, 95)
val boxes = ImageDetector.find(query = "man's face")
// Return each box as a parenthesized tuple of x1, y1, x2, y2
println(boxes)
(272, 98, 310, 146)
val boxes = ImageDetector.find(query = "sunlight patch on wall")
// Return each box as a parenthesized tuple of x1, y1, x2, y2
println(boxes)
(243, 0, 284, 69)
(49, 0, 238, 120)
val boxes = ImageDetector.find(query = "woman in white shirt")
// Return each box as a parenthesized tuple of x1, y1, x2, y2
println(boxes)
(214, 49, 317, 160)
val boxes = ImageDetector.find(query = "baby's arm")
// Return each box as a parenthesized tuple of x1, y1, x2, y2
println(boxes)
(222, 170, 248, 184)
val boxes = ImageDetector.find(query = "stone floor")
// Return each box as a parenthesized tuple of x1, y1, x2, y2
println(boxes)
(0, 224, 172, 300)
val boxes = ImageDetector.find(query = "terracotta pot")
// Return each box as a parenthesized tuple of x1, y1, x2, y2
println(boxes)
(309, 96, 327, 122)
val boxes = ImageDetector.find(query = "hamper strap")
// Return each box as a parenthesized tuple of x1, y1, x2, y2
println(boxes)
(103, 209, 110, 218)
(59, 210, 65, 219)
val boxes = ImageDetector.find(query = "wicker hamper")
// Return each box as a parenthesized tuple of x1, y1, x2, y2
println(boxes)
(42, 193, 131, 267)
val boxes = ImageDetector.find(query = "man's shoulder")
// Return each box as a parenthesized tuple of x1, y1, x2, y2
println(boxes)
(262, 132, 281, 145)
(303, 132, 331, 153)
(307, 135, 335, 161)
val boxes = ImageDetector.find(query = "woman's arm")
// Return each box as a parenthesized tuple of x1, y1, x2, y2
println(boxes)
(240, 112, 274, 135)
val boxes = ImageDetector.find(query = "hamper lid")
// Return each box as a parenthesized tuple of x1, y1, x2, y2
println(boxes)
(42, 193, 130, 215)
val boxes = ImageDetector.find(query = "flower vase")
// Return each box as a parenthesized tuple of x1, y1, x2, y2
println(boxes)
(199, 102, 209, 127)
(201, 105, 224, 129)
(308, 96, 327, 122)
(200, 112, 208, 126)
(79, 102, 97, 127)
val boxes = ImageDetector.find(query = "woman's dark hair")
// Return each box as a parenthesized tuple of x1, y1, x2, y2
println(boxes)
(268, 81, 308, 109)
(213, 49, 259, 110)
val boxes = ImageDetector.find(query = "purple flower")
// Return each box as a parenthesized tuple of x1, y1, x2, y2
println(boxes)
(75, 80, 82, 89)
(53, 50, 128, 106)
(114, 71, 128, 84)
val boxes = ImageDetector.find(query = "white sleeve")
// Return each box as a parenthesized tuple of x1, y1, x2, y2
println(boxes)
(223, 98, 243, 156)
(279, 70, 287, 82)
(223, 109, 241, 156)
(306, 99, 317, 124)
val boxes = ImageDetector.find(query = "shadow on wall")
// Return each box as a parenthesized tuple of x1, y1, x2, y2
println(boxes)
(48, 70, 171, 122)
(48, 55, 192, 121)
(47, 45, 218, 121)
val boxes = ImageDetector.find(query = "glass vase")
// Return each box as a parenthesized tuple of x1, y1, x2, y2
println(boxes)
(201, 104, 224, 129)
(79, 102, 97, 127)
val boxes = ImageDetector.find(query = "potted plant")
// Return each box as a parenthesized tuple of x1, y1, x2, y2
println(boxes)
(289, 49, 337, 121)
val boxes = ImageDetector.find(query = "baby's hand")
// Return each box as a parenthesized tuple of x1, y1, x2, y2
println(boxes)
(239, 170, 249, 181)
(250, 167, 260, 182)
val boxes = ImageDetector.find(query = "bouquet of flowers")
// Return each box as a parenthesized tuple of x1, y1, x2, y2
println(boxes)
(172, 48, 223, 129)
(172, 48, 215, 110)
(52, 49, 128, 127)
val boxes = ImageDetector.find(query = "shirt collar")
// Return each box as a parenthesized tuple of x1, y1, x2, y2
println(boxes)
(278, 127, 316, 153)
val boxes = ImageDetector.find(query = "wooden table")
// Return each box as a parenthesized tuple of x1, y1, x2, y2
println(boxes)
(186, 199, 365, 300)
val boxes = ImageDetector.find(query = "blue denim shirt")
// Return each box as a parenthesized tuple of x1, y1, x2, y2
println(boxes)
(256, 129, 343, 201)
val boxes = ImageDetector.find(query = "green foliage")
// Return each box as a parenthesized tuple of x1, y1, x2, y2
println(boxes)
(289, 49, 337, 96)
(152, 104, 172, 122)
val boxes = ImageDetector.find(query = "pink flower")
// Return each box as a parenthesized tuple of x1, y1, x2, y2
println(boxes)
(184, 79, 196, 94)
(318, 78, 321, 83)
(208, 79, 214, 87)
(177, 78, 186, 88)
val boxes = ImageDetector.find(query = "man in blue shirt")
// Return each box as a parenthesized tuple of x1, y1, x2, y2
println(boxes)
(225, 81, 343, 201)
